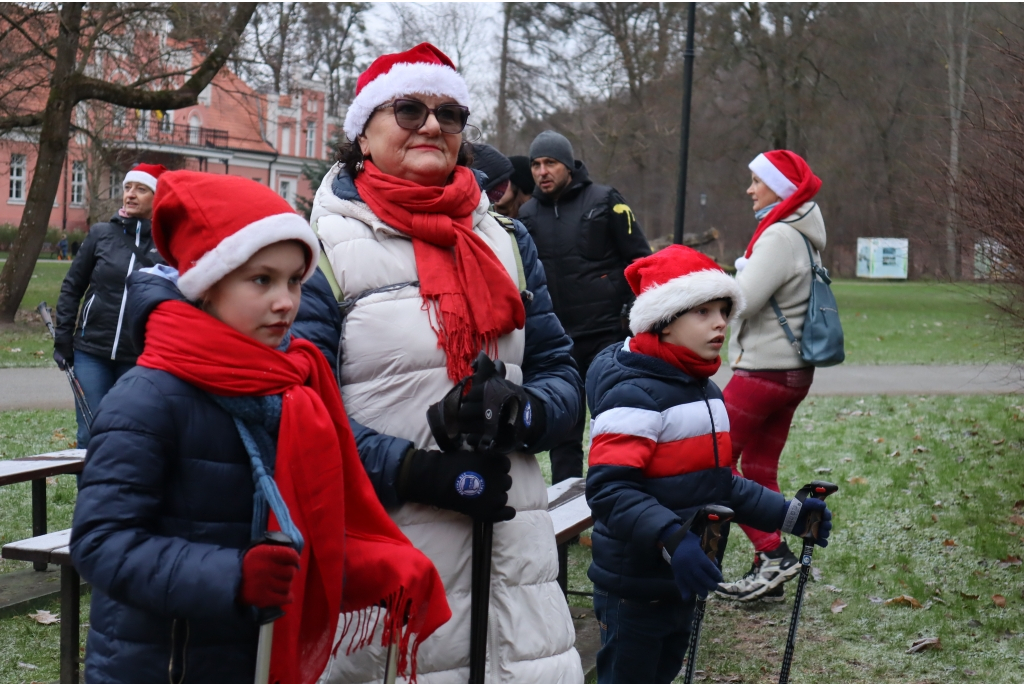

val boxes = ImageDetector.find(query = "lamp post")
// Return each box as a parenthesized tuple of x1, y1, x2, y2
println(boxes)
(673, 2, 697, 245)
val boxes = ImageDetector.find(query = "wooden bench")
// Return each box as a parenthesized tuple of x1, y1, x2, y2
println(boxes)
(2, 529, 80, 684)
(546, 477, 593, 597)
(0, 449, 85, 571)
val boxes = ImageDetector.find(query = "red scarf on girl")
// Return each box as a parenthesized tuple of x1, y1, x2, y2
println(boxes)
(138, 300, 450, 683)
(355, 161, 526, 382)
(744, 151, 821, 258)
(630, 331, 721, 379)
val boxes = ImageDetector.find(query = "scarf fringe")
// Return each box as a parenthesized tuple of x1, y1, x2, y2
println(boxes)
(424, 295, 500, 383)
(332, 586, 426, 683)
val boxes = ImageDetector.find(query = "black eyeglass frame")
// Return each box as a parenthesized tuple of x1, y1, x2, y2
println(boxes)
(374, 98, 471, 134)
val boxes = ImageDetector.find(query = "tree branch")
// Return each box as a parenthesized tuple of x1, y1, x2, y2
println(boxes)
(0, 112, 46, 133)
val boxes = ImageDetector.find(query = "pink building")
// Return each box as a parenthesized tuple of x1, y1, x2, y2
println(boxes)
(1, 46, 343, 233)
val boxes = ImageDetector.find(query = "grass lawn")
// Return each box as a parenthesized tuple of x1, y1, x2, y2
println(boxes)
(0, 261, 72, 368)
(547, 394, 1024, 683)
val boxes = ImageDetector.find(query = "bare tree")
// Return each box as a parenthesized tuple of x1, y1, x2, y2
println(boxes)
(940, 2, 974, 279)
(0, 2, 256, 322)
(303, 3, 369, 114)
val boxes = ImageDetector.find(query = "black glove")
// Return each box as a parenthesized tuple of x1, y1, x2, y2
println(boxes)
(457, 371, 545, 450)
(781, 497, 833, 547)
(53, 346, 73, 371)
(397, 448, 516, 522)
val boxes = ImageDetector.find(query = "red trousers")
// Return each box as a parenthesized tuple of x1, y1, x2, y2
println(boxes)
(722, 368, 814, 553)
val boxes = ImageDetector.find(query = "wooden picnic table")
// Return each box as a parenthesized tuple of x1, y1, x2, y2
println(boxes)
(546, 477, 593, 597)
(2, 529, 80, 684)
(0, 449, 85, 571)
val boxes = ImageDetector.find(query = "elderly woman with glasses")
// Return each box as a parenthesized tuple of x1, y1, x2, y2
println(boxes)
(310, 44, 584, 683)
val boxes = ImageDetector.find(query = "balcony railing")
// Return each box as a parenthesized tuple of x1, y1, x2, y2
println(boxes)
(104, 118, 232, 149)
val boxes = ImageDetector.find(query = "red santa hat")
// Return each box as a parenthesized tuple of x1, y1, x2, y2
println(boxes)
(123, 163, 168, 192)
(744, 150, 821, 259)
(151, 171, 319, 300)
(626, 245, 745, 335)
(343, 42, 471, 141)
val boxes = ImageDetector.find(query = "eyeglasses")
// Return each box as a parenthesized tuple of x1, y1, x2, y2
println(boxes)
(376, 98, 470, 134)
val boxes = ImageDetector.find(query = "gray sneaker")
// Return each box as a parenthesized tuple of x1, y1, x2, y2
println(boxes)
(715, 542, 800, 602)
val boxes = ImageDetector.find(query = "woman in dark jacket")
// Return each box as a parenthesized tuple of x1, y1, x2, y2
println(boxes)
(54, 163, 166, 448)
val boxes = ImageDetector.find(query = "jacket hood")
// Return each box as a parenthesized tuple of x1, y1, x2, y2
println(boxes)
(531, 160, 591, 205)
(110, 212, 152, 233)
(126, 268, 189, 353)
(778, 201, 826, 252)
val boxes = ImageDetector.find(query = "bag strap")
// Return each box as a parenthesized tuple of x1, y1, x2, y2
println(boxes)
(769, 296, 801, 351)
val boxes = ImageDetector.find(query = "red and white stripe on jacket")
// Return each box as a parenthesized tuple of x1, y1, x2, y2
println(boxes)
(588, 399, 733, 479)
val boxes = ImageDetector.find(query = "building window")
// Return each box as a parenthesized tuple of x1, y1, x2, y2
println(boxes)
(109, 169, 120, 199)
(278, 178, 293, 206)
(112, 107, 126, 130)
(71, 161, 86, 205)
(306, 121, 316, 157)
(188, 114, 201, 145)
(158, 110, 173, 133)
(281, 125, 292, 156)
(9, 154, 26, 201)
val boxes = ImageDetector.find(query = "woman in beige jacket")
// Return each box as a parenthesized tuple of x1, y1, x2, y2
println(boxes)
(715, 151, 825, 603)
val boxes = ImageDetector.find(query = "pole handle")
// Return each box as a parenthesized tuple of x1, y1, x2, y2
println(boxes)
(796, 481, 838, 542)
(695, 505, 734, 562)
(254, 531, 295, 626)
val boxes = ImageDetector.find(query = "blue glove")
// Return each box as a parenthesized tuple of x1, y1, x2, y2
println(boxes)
(660, 525, 723, 601)
(781, 497, 832, 547)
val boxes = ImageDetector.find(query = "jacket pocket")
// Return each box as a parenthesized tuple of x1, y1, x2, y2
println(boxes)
(578, 205, 611, 260)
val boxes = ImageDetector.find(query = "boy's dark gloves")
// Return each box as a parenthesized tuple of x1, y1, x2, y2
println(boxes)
(238, 544, 301, 609)
(660, 524, 722, 601)
(781, 497, 832, 547)
(398, 448, 516, 522)
(53, 347, 72, 370)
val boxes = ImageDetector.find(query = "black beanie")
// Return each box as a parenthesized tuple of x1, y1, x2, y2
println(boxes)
(471, 144, 514, 192)
(508, 155, 535, 194)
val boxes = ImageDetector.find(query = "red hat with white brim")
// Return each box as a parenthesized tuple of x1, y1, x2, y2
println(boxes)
(626, 245, 745, 335)
(343, 42, 470, 141)
(123, 163, 168, 193)
(151, 171, 319, 301)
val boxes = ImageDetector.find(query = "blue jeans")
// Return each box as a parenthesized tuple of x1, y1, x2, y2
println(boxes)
(593, 586, 695, 684)
(73, 350, 134, 448)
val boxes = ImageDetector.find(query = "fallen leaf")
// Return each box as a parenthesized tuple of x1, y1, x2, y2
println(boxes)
(931, 514, 939, 522)
(28, 610, 59, 625)
(992, 438, 1005, 445)
(9, 347, 20, 352)
(960, 591, 979, 600)
(888, 449, 901, 458)
(580, 535, 592, 548)
(968, 619, 982, 627)
(830, 599, 847, 613)
(913, 445, 928, 453)
(33, 350, 44, 357)
(16, 663, 37, 670)
(934, 501, 944, 508)
(964, 669, 976, 676)
(868, 596, 884, 604)
(815, 467, 832, 474)
(840, 457, 853, 463)
(998, 555, 1022, 568)
(824, 584, 842, 593)
(811, 567, 822, 582)
(1013, 499, 1024, 511)
(1009, 515, 1024, 527)
(847, 476, 868, 485)
(868, 564, 877, 570)
(903, 524, 914, 530)
(874, 437, 885, 443)
(907, 636, 941, 653)
(885, 594, 922, 608)
(943, 539, 958, 547)
(992, 594, 1007, 607)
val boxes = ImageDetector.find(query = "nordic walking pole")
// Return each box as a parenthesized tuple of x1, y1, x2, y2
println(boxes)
(383, 639, 399, 684)
(37, 302, 94, 427)
(683, 505, 734, 684)
(778, 481, 838, 684)
(254, 530, 295, 684)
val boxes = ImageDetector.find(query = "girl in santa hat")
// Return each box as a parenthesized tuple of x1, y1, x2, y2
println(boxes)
(584, 245, 831, 683)
(70, 171, 449, 683)
(715, 150, 829, 603)
(310, 43, 584, 682)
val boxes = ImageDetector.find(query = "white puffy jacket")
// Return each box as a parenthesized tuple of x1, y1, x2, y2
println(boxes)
(311, 163, 583, 684)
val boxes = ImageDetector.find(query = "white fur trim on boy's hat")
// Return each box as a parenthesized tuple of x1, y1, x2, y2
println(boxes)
(176, 213, 318, 300)
(749, 153, 797, 199)
(629, 269, 746, 335)
(343, 62, 471, 140)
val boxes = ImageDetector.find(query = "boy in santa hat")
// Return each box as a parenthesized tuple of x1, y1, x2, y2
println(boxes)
(70, 171, 450, 683)
(584, 245, 833, 683)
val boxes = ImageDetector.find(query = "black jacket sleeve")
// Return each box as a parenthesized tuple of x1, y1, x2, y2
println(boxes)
(55, 226, 100, 353)
(607, 190, 652, 266)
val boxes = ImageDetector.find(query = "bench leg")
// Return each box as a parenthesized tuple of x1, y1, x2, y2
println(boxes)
(557, 542, 568, 597)
(31, 479, 47, 572)
(60, 565, 80, 684)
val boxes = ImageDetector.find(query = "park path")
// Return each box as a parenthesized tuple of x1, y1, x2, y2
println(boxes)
(1, 364, 1022, 411)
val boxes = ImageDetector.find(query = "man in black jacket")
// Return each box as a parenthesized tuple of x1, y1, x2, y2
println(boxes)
(55, 163, 166, 448)
(518, 131, 651, 484)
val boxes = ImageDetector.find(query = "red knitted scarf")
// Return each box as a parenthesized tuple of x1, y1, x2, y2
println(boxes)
(138, 301, 450, 683)
(355, 162, 525, 381)
(630, 331, 722, 379)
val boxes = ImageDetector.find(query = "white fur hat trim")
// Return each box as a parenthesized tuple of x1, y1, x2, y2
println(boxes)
(629, 269, 746, 335)
(124, 170, 158, 192)
(749, 153, 797, 199)
(343, 62, 471, 140)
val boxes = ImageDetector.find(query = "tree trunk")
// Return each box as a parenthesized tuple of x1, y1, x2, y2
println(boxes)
(496, 3, 511, 152)
(0, 3, 83, 322)
(944, 2, 972, 280)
